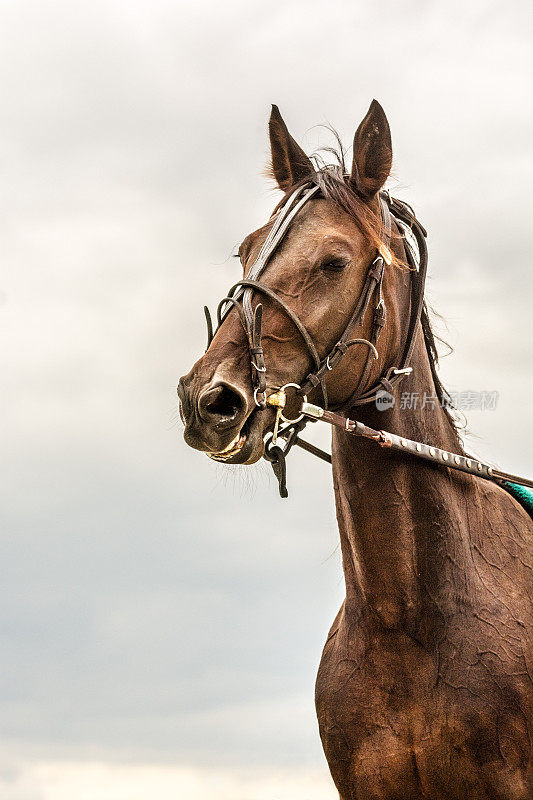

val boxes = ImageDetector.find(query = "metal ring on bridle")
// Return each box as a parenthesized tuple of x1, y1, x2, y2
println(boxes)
(263, 422, 299, 457)
(278, 382, 307, 424)
(254, 387, 267, 407)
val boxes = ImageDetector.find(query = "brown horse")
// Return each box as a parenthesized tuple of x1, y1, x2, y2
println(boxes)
(178, 101, 533, 799)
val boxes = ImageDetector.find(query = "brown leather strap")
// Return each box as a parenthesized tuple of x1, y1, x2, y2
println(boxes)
(342, 196, 429, 408)
(298, 402, 533, 490)
(203, 305, 214, 351)
(298, 254, 385, 401)
(225, 279, 323, 373)
(250, 304, 267, 398)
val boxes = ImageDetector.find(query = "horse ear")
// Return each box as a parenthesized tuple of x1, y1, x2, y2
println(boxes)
(349, 100, 392, 199)
(269, 105, 314, 191)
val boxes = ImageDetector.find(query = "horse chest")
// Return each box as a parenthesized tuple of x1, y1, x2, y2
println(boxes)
(315, 623, 532, 799)
(316, 626, 433, 772)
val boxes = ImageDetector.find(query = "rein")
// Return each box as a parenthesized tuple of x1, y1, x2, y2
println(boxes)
(202, 178, 533, 498)
(262, 396, 533, 497)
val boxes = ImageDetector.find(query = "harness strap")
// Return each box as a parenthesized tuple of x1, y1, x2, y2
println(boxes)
(226, 279, 323, 372)
(294, 401, 533, 491)
(298, 196, 392, 402)
(238, 184, 320, 330)
(266, 403, 533, 496)
(380, 193, 392, 242)
(323, 198, 390, 409)
(298, 254, 385, 400)
(250, 304, 267, 400)
(340, 196, 429, 408)
(203, 305, 214, 351)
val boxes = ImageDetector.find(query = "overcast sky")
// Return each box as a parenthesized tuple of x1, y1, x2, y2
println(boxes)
(1, 1, 532, 798)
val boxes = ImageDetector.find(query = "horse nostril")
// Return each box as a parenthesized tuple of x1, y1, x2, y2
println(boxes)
(198, 383, 245, 425)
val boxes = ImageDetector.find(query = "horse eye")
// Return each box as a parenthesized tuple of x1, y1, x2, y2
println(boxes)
(321, 258, 349, 271)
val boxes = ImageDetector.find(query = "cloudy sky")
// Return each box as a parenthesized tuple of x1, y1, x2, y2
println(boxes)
(2, 1, 532, 798)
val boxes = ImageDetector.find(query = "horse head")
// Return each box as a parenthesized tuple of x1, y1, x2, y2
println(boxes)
(178, 100, 412, 466)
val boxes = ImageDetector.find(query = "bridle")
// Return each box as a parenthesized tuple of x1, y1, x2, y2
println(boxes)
(201, 177, 533, 497)
(206, 181, 426, 408)
(203, 177, 426, 487)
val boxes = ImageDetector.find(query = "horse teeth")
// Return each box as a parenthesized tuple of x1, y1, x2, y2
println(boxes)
(219, 433, 240, 454)
(208, 431, 246, 460)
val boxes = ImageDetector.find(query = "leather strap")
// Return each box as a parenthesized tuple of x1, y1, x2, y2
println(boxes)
(296, 402, 533, 491)
(344, 196, 428, 407)
(298, 253, 385, 403)
(250, 304, 267, 398)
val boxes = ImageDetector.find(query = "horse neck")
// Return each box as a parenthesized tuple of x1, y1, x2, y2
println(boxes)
(331, 327, 471, 638)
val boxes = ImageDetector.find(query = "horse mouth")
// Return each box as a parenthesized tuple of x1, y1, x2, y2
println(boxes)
(207, 429, 248, 461)
(206, 408, 269, 465)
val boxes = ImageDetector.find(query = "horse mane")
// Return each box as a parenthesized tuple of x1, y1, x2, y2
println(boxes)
(420, 304, 461, 436)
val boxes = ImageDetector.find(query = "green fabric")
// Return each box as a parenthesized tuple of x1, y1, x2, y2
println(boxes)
(504, 482, 533, 517)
